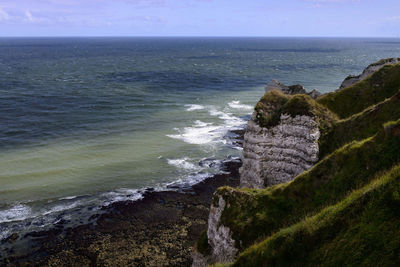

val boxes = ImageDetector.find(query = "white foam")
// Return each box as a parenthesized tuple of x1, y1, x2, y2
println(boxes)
(0, 204, 32, 223)
(167, 124, 222, 145)
(166, 172, 211, 188)
(209, 108, 247, 128)
(228, 100, 253, 111)
(103, 189, 143, 206)
(59, 195, 78, 200)
(167, 157, 201, 171)
(168, 104, 247, 145)
(185, 104, 205, 111)
(193, 120, 212, 127)
(42, 201, 82, 216)
(0, 228, 10, 241)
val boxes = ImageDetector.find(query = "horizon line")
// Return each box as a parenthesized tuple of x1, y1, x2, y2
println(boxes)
(0, 35, 399, 39)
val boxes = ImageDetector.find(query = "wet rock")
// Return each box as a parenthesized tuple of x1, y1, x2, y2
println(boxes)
(6, 233, 19, 244)
(2, 157, 242, 266)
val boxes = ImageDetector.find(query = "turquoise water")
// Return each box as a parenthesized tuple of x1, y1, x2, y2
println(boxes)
(0, 37, 399, 239)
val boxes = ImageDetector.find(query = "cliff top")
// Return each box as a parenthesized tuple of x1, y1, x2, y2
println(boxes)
(254, 90, 337, 133)
(318, 63, 400, 119)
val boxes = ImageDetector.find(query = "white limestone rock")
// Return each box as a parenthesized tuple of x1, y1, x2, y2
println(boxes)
(192, 195, 238, 267)
(191, 251, 207, 267)
(240, 112, 320, 188)
(207, 196, 238, 263)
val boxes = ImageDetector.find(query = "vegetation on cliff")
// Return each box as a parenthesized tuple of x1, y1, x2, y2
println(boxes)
(255, 90, 337, 134)
(235, 163, 400, 266)
(215, 120, 400, 250)
(317, 64, 400, 119)
(319, 89, 400, 158)
(198, 60, 400, 266)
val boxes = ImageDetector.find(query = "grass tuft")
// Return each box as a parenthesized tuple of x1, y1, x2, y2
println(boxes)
(254, 90, 337, 135)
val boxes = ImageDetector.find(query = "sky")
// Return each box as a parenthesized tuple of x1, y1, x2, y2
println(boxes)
(0, 0, 399, 37)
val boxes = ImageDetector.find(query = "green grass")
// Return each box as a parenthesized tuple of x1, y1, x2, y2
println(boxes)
(317, 64, 400, 119)
(233, 164, 400, 266)
(197, 61, 400, 266)
(318, 89, 400, 158)
(196, 230, 212, 256)
(214, 120, 400, 251)
(254, 90, 337, 134)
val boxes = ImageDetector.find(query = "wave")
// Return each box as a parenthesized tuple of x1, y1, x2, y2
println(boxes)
(167, 157, 201, 171)
(166, 123, 222, 145)
(0, 204, 32, 224)
(208, 108, 246, 128)
(42, 201, 82, 216)
(59, 195, 78, 200)
(102, 189, 143, 206)
(228, 100, 253, 111)
(0, 188, 144, 241)
(1, 100, 249, 242)
(193, 120, 212, 127)
(168, 102, 247, 146)
(166, 172, 211, 189)
(185, 104, 205, 111)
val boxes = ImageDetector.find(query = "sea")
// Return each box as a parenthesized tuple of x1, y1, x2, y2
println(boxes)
(1, 37, 399, 240)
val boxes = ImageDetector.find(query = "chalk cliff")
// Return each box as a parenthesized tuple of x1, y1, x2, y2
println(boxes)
(193, 58, 400, 266)
(240, 113, 320, 188)
(239, 90, 336, 188)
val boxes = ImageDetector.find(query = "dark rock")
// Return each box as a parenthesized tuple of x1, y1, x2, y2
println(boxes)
(6, 233, 19, 244)
(288, 84, 307, 94)
(265, 79, 321, 99)
(308, 89, 322, 99)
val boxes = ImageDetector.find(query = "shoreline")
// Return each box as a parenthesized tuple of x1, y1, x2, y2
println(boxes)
(1, 149, 243, 266)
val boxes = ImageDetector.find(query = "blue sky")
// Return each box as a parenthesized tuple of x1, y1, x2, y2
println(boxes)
(0, 0, 399, 37)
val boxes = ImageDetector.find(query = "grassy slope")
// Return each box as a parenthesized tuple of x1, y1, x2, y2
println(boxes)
(318, 89, 400, 158)
(215, 120, 400, 252)
(202, 62, 400, 266)
(317, 64, 400, 119)
(234, 164, 400, 266)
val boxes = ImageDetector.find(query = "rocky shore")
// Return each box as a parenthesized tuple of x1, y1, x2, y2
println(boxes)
(1, 157, 242, 267)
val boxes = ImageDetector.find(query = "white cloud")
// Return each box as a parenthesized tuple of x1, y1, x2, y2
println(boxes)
(0, 8, 10, 21)
(389, 16, 400, 21)
(25, 10, 33, 22)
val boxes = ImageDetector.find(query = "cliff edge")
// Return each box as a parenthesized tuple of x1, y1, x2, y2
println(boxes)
(194, 58, 400, 266)
(240, 90, 336, 188)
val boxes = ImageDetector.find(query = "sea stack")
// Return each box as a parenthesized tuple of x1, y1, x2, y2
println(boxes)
(239, 83, 334, 188)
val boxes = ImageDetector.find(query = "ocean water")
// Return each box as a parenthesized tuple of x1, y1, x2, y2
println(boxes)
(1, 37, 399, 239)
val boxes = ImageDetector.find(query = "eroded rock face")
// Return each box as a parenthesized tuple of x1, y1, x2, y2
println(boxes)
(207, 196, 238, 262)
(191, 251, 207, 267)
(339, 58, 400, 89)
(240, 113, 320, 188)
(192, 195, 238, 267)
